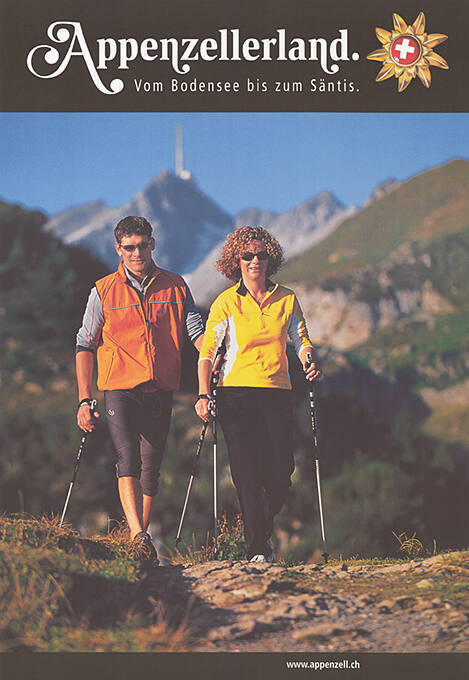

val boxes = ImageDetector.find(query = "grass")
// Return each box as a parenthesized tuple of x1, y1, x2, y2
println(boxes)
(0, 514, 187, 652)
(169, 514, 247, 565)
(168, 537, 213, 566)
(421, 552, 469, 603)
(1, 515, 467, 652)
(274, 551, 469, 613)
(349, 314, 469, 362)
(280, 159, 469, 287)
(421, 402, 469, 447)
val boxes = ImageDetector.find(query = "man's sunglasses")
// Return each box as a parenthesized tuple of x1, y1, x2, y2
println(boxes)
(118, 241, 152, 252)
(240, 251, 268, 261)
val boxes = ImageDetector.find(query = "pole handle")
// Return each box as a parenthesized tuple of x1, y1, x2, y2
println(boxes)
(89, 398, 98, 418)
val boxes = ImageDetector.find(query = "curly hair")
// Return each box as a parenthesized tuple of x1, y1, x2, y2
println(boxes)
(216, 226, 284, 282)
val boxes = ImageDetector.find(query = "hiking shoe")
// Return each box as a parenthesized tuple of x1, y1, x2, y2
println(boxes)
(131, 531, 160, 568)
(249, 539, 275, 564)
(249, 554, 268, 563)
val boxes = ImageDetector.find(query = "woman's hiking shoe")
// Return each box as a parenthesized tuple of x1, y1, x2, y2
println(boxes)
(249, 553, 267, 563)
(249, 540, 274, 564)
(131, 531, 160, 568)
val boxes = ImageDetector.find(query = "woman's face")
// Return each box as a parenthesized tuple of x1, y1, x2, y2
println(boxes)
(239, 239, 269, 284)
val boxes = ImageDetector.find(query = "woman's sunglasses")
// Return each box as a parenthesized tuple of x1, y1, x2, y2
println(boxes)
(240, 251, 268, 261)
(119, 241, 152, 252)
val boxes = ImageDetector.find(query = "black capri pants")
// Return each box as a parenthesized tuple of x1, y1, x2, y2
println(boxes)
(217, 386, 295, 560)
(104, 388, 173, 497)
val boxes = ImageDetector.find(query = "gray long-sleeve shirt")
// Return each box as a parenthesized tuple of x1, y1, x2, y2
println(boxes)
(76, 264, 204, 353)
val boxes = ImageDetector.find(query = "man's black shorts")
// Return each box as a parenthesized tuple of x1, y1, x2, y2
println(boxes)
(104, 388, 173, 496)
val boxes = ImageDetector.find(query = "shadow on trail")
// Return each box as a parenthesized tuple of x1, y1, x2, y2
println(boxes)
(144, 564, 238, 639)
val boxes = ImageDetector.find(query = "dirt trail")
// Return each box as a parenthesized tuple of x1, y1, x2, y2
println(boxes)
(146, 551, 469, 652)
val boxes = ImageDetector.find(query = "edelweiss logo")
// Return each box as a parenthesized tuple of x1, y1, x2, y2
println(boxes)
(367, 12, 448, 92)
(108, 409, 115, 416)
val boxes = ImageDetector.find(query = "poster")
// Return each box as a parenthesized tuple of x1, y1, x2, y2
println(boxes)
(1, 0, 468, 678)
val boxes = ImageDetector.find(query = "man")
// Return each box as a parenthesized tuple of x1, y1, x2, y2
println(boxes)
(76, 216, 204, 566)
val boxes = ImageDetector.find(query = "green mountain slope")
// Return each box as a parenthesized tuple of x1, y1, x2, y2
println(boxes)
(281, 159, 469, 286)
(279, 159, 469, 448)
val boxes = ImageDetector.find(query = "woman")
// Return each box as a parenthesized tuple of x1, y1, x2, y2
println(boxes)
(195, 226, 321, 563)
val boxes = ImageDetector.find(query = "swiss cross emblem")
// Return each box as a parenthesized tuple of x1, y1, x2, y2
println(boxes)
(390, 35, 421, 66)
(367, 12, 449, 92)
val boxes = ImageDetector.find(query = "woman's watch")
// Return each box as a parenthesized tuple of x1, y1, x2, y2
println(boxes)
(197, 394, 210, 401)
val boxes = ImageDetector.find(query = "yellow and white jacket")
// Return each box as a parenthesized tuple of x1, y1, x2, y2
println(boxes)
(199, 280, 313, 390)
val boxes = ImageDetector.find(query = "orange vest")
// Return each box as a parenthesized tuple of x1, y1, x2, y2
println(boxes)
(95, 262, 187, 391)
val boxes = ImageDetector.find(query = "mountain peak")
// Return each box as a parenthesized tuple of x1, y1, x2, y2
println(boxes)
(146, 169, 196, 190)
(44, 168, 231, 274)
(297, 191, 344, 214)
(311, 190, 341, 203)
(364, 179, 400, 207)
(43, 200, 109, 239)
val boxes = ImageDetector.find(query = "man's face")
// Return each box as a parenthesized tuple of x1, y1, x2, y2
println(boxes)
(115, 233, 155, 279)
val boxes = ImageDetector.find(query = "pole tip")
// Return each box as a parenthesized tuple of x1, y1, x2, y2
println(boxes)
(323, 552, 329, 564)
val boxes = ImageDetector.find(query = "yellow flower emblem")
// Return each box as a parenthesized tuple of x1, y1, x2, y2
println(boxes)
(367, 12, 448, 92)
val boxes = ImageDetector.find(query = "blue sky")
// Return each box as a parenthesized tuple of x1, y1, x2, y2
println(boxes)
(1, 113, 468, 217)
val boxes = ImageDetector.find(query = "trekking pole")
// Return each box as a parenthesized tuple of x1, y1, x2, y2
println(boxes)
(174, 348, 224, 547)
(209, 350, 225, 555)
(305, 355, 329, 563)
(175, 420, 209, 546)
(59, 399, 97, 528)
(212, 369, 219, 556)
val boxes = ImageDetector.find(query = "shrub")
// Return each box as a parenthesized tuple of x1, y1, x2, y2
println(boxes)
(203, 513, 247, 561)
